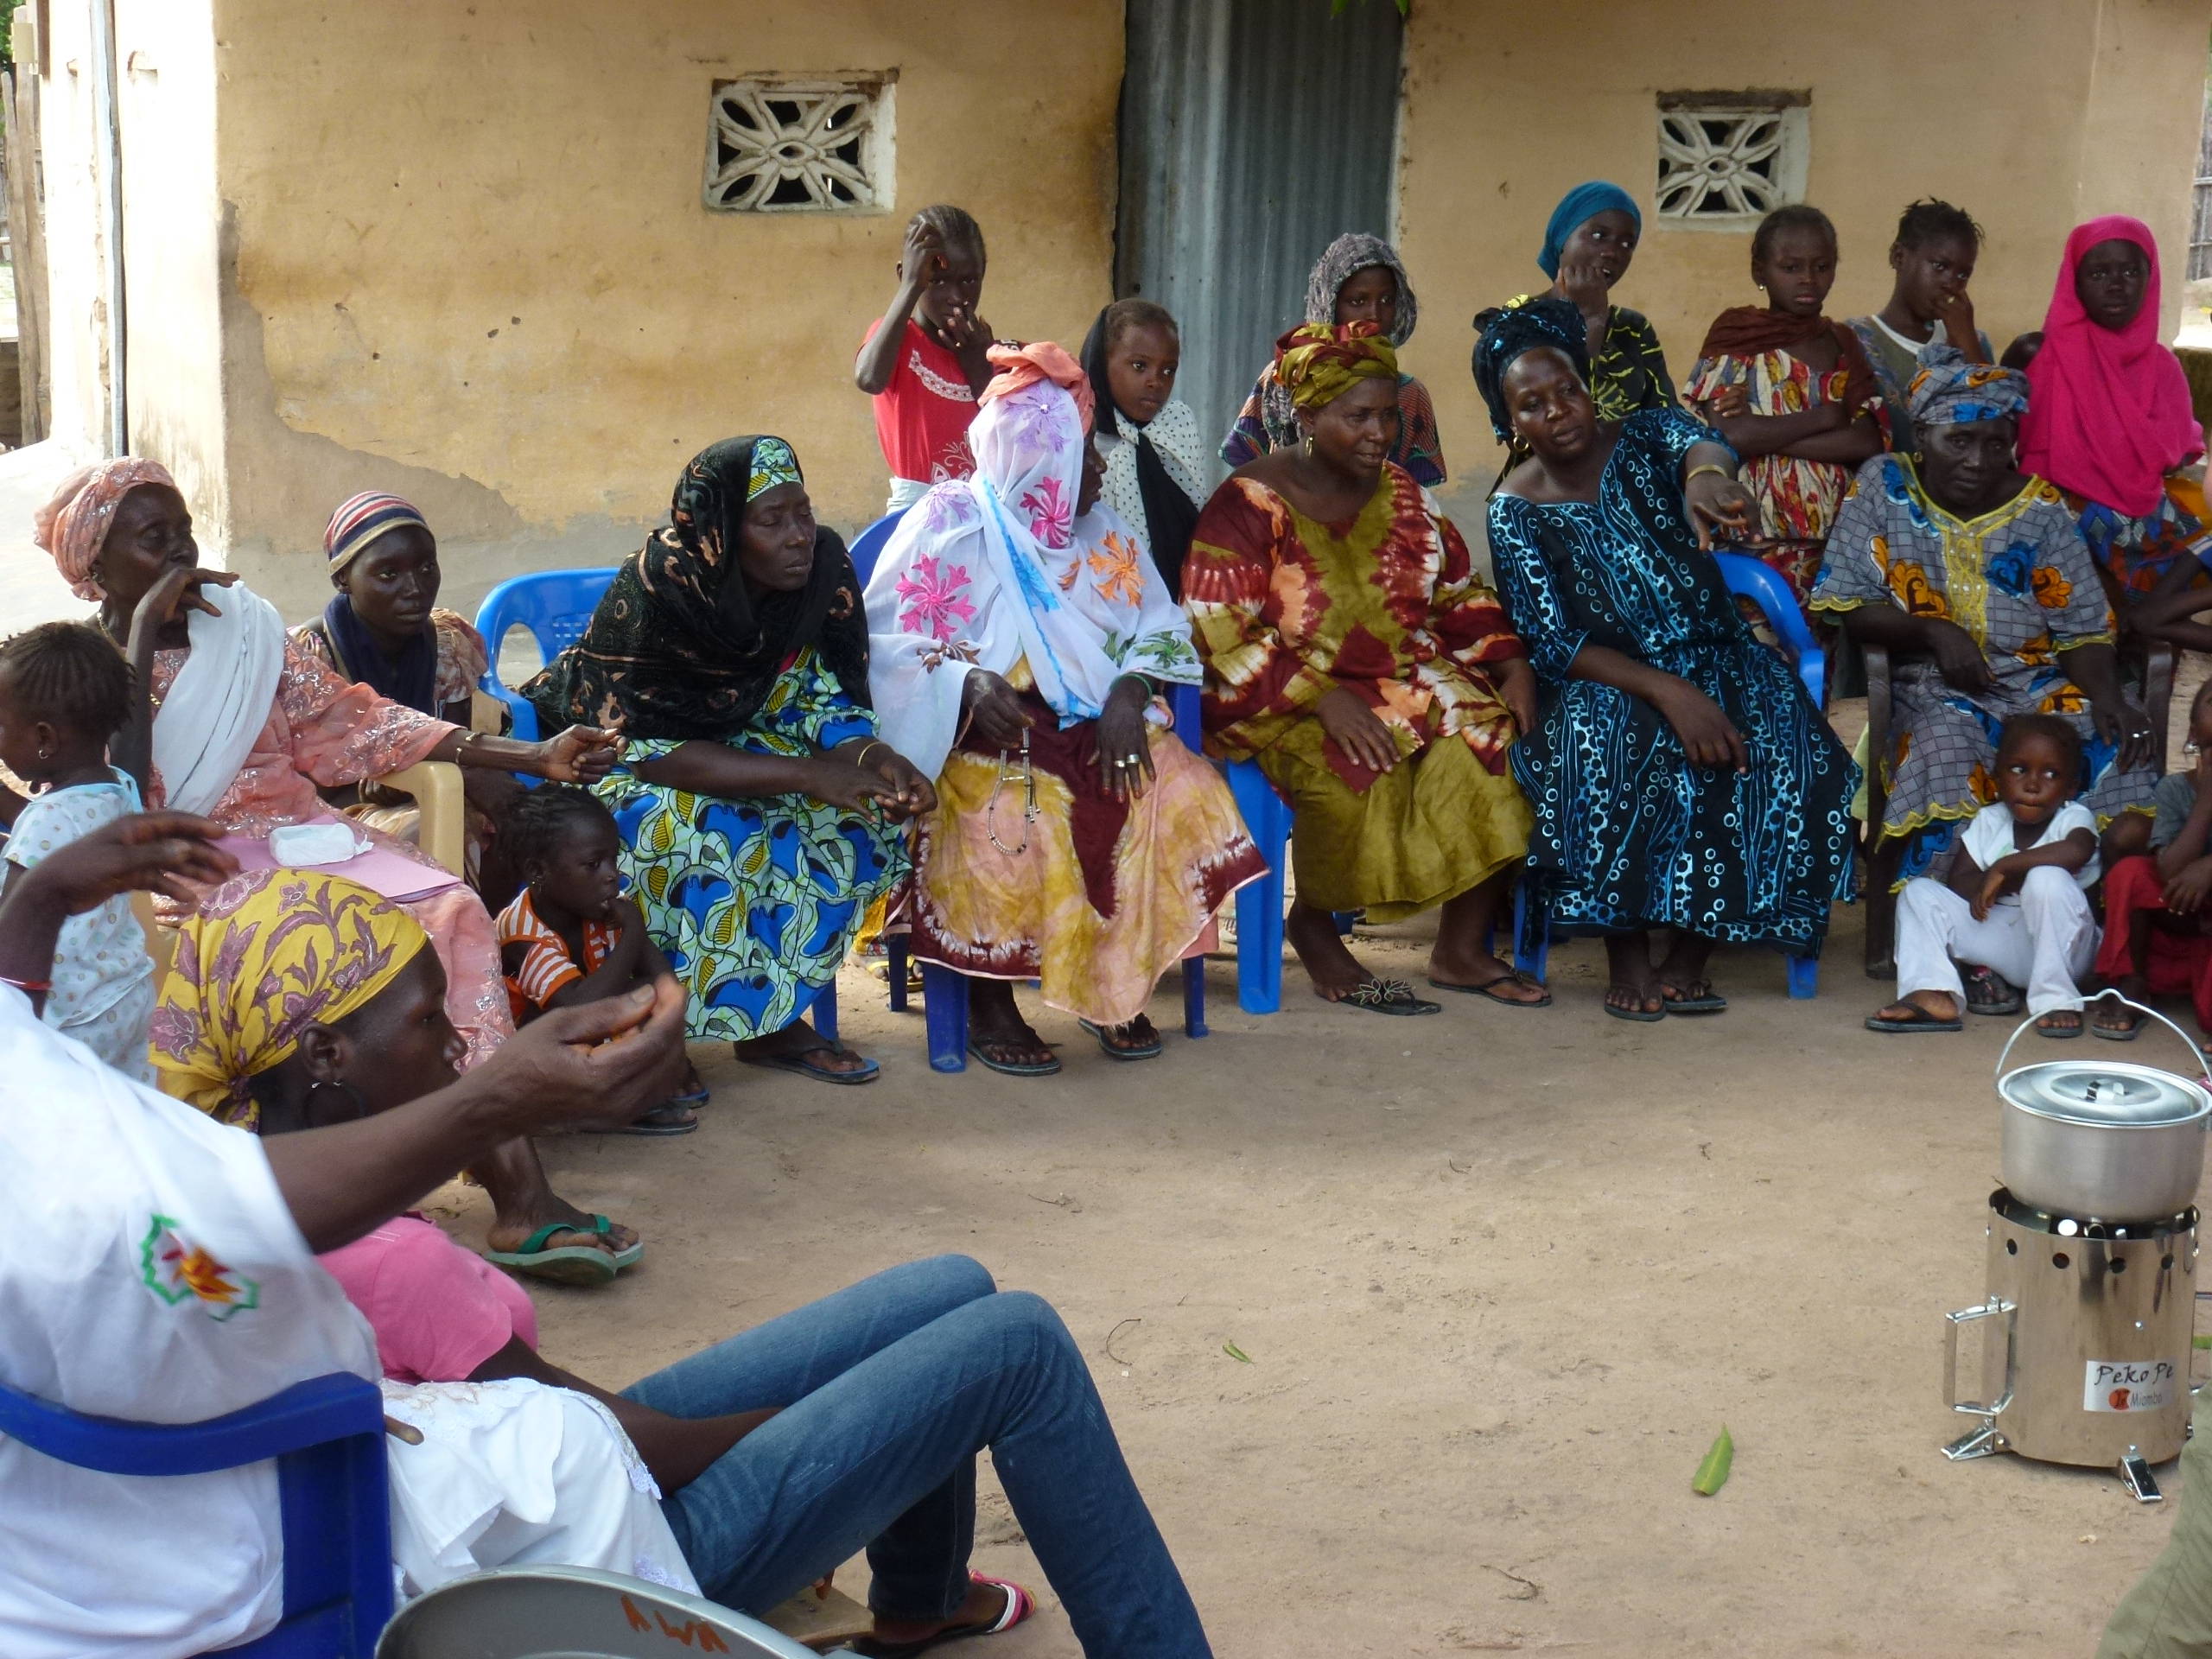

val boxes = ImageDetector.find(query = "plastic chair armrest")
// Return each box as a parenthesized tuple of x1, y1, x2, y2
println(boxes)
(378, 760, 467, 875)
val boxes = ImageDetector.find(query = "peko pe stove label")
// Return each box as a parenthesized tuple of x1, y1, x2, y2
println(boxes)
(2084, 1360, 2177, 1413)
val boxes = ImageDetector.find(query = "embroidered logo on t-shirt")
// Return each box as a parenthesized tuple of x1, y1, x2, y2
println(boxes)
(139, 1214, 261, 1319)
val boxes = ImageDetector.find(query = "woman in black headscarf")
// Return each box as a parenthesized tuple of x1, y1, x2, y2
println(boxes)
(526, 436, 936, 1084)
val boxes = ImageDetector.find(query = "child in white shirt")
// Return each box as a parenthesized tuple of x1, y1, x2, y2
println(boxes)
(1869, 714, 2101, 1038)
(0, 622, 156, 1078)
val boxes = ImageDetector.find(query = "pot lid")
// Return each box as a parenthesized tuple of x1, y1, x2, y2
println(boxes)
(2001, 1060, 2212, 1128)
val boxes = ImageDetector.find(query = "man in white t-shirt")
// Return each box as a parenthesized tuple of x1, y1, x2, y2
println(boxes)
(0, 812, 686, 1659)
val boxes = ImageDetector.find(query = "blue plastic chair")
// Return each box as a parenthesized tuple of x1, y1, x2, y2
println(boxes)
(0, 1370, 392, 1657)
(473, 565, 839, 1038)
(849, 509, 1209, 1071)
(1512, 550, 1827, 1001)
(473, 568, 622, 743)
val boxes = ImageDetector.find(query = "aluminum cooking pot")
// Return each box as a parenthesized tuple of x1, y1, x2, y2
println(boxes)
(1997, 994, 2212, 1221)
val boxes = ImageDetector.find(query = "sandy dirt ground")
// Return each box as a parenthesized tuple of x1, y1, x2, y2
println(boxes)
(418, 874, 2206, 1659)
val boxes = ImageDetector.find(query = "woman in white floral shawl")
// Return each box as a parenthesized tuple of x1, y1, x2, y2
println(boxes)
(865, 343, 1266, 1074)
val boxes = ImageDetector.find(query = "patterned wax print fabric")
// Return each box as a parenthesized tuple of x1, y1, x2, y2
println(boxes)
(1845, 315, 1995, 456)
(149, 868, 429, 1125)
(866, 371, 1261, 1025)
(1683, 345, 1885, 608)
(1220, 368, 1446, 487)
(3, 768, 156, 1079)
(145, 635, 514, 1069)
(1489, 408, 1859, 951)
(1810, 453, 2158, 882)
(2065, 475, 2212, 598)
(1186, 462, 1534, 919)
(909, 668, 1268, 1026)
(591, 648, 902, 1043)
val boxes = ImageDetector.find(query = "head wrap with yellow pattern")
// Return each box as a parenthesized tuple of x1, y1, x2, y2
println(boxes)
(149, 869, 429, 1124)
(1909, 344, 2029, 429)
(1272, 321, 1399, 412)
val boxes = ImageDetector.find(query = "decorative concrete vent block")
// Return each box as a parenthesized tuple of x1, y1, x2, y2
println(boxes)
(1655, 93, 1808, 226)
(705, 74, 896, 213)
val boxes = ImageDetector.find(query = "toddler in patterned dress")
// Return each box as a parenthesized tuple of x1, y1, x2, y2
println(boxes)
(0, 622, 158, 1078)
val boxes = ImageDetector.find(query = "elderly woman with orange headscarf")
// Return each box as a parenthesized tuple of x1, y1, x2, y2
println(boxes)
(864, 343, 1267, 1075)
(37, 457, 642, 1283)
(1186, 322, 1542, 1017)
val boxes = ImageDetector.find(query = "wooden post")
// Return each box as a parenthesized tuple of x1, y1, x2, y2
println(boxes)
(3, 42, 48, 444)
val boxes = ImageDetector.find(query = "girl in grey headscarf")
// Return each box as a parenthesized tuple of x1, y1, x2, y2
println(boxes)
(1218, 232, 1446, 486)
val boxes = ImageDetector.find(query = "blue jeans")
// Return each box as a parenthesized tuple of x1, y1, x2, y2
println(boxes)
(620, 1255, 1212, 1658)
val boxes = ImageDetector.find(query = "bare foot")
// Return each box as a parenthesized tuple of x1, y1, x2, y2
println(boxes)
(485, 1196, 635, 1258)
(1604, 933, 1662, 1018)
(1427, 945, 1548, 1003)
(2036, 1009, 2083, 1036)
(969, 982, 1056, 1071)
(1871, 989, 1961, 1024)
(1287, 903, 1371, 1000)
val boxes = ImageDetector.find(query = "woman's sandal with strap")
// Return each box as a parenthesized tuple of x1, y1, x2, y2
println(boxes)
(834, 1573, 1034, 1657)
(1328, 977, 1441, 1016)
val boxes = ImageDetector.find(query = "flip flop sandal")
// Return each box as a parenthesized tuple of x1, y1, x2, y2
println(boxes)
(1603, 993, 1667, 1024)
(1331, 977, 1442, 1015)
(1077, 1017, 1165, 1059)
(2036, 1014, 2086, 1040)
(589, 1101, 698, 1135)
(833, 1574, 1035, 1657)
(1428, 969, 1553, 1007)
(1865, 1006, 1964, 1033)
(1961, 965, 2024, 1016)
(2093, 1008, 2148, 1042)
(484, 1220, 623, 1286)
(1659, 982, 1728, 1015)
(966, 1038, 1063, 1077)
(739, 1040, 882, 1086)
(667, 1077, 711, 1109)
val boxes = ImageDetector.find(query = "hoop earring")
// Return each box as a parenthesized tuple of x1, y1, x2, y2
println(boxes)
(306, 1077, 367, 1124)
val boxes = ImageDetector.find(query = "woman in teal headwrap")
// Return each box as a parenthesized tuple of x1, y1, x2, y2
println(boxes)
(1475, 181, 1676, 472)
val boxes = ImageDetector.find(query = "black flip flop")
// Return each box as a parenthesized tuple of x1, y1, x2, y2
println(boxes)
(587, 1101, 699, 1135)
(1659, 982, 1728, 1015)
(1603, 992, 1667, 1023)
(1330, 977, 1441, 1016)
(966, 1038, 1063, 1077)
(738, 1039, 881, 1085)
(2036, 1013, 2086, 1040)
(1428, 969, 1553, 1007)
(1962, 965, 2024, 1017)
(1077, 1017, 1164, 1060)
(1866, 1005, 1964, 1033)
(2092, 1008, 2147, 1042)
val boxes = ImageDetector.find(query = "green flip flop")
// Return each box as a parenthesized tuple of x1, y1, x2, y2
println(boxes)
(484, 1214, 639, 1284)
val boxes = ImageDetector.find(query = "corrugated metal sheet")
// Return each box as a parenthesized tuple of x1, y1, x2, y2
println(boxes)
(1116, 0, 1404, 478)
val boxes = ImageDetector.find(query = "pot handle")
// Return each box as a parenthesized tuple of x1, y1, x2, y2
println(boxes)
(1945, 1295, 2017, 1417)
(1995, 991, 2212, 1085)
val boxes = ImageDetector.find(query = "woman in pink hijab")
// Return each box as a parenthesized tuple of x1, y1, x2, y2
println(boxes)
(2017, 216, 2212, 652)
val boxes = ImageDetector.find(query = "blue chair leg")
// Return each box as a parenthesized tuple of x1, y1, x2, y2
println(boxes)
(1181, 956, 1208, 1039)
(1786, 953, 1819, 1000)
(887, 936, 909, 1014)
(919, 963, 969, 1072)
(1227, 762, 1288, 1015)
(810, 977, 838, 1042)
(1511, 880, 1549, 981)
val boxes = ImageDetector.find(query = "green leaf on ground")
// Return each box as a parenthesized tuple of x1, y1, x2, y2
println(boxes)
(1223, 1341, 1253, 1363)
(1692, 1427, 1733, 1496)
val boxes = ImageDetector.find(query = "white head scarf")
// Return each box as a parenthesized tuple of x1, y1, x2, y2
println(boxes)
(863, 377, 1199, 782)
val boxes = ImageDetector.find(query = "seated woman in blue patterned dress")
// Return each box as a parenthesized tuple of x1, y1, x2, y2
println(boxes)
(1479, 298, 1859, 1020)
(1811, 348, 2158, 894)
(525, 437, 935, 1084)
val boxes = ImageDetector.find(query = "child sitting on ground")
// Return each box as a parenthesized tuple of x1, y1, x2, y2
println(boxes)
(1868, 714, 2101, 1039)
(2094, 677, 2212, 1039)
(495, 785, 702, 1133)
(853, 204, 995, 513)
(0, 622, 157, 1077)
